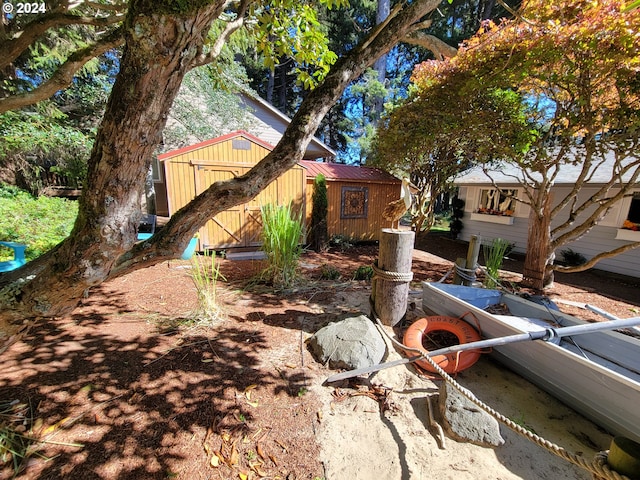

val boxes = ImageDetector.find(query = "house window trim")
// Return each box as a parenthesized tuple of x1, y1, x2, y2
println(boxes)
(340, 186, 369, 219)
(151, 158, 163, 183)
(470, 212, 515, 225)
(473, 187, 519, 219)
(615, 228, 640, 242)
(615, 190, 640, 240)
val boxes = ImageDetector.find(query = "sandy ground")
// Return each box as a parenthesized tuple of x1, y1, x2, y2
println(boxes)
(312, 275, 612, 480)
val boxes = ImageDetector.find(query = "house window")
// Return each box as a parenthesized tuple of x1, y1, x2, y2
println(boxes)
(621, 192, 640, 231)
(477, 188, 516, 216)
(341, 186, 368, 219)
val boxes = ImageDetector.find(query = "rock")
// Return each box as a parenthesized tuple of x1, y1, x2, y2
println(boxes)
(438, 382, 504, 447)
(309, 314, 386, 370)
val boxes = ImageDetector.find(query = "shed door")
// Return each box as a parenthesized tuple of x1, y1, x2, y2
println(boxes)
(194, 163, 305, 249)
(194, 165, 244, 248)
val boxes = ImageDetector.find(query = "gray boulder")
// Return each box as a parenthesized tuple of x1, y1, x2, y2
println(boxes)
(309, 314, 386, 370)
(439, 382, 504, 447)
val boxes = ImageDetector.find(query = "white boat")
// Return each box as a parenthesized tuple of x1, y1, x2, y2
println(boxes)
(422, 282, 640, 443)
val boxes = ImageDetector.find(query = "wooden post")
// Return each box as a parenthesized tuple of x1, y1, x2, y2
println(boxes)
(453, 258, 466, 285)
(373, 229, 415, 326)
(464, 235, 481, 286)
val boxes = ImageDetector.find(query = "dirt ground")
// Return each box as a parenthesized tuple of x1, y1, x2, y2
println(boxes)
(1, 233, 639, 480)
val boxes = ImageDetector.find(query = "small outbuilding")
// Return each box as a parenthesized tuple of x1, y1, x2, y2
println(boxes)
(300, 161, 401, 241)
(156, 130, 308, 249)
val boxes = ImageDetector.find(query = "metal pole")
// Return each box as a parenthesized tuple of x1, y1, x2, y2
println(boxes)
(325, 316, 640, 383)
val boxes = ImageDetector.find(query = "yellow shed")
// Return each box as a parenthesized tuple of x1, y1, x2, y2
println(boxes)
(156, 131, 305, 250)
(300, 161, 402, 241)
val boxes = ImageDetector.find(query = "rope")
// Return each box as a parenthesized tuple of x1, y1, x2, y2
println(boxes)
(454, 262, 478, 283)
(367, 301, 630, 480)
(372, 260, 413, 282)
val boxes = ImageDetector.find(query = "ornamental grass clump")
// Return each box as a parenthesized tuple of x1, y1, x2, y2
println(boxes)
(482, 238, 511, 289)
(190, 250, 226, 324)
(260, 202, 305, 288)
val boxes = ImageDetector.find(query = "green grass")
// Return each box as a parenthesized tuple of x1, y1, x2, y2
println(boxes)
(0, 184, 78, 262)
(260, 203, 305, 288)
(482, 237, 512, 288)
(190, 250, 226, 324)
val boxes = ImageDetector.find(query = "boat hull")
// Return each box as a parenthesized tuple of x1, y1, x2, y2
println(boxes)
(422, 282, 640, 443)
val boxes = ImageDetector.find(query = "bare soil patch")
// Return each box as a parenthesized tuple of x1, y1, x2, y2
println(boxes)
(1, 233, 638, 479)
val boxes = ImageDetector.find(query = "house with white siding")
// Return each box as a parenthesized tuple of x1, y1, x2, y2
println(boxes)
(453, 158, 640, 279)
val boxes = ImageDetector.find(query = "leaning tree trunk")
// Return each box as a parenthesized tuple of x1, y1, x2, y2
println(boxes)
(0, 1, 223, 345)
(522, 195, 554, 289)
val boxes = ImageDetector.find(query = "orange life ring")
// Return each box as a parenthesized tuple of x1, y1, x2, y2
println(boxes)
(402, 316, 482, 374)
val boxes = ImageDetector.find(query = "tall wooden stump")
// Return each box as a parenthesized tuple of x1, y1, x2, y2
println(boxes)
(372, 229, 415, 326)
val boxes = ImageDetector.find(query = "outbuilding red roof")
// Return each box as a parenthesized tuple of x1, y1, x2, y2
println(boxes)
(299, 160, 400, 183)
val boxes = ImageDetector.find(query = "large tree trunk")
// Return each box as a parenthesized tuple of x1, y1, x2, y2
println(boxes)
(0, 1, 223, 345)
(522, 195, 554, 289)
(0, 0, 444, 352)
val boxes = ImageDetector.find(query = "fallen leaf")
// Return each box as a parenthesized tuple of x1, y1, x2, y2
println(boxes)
(238, 471, 248, 480)
(210, 453, 220, 467)
(269, 454, 278, 466)
(284, 363, 296, 369)
(201, 359, 214, 363)
(247, 400, 259, 408)
(31, 417, 43, 434)
(228, 443, 239, 466)
(256, 442, 267, 461)
(249, 461, 268, 476)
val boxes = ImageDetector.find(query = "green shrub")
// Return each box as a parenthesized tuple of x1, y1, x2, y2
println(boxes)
(310, 174, 328, 252)
(353, 265, 374, 281)
(560, 248, 587, 266)
(0, 184, 78, 261)
(260, 202, 305, 288)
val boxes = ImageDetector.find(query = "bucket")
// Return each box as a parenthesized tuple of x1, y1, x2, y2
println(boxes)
(181, 237, 198, 260)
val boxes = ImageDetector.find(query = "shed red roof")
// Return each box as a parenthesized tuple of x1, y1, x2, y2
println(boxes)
(299, 161, 400, 183)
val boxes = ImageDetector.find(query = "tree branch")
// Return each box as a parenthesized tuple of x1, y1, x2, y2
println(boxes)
(190, 0, 252, 69)
(553, 241, 640, 273)
(0, 28, 123, 114)
(402, 31, 457, 59)
(0, 11, 124, 70)
(551, 160, 640, 247)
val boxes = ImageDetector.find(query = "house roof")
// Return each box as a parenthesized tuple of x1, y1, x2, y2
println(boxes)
(158, 130, 274, 160)
(299, 160, 400, 183)
(238, 91, 337, 160)
(455, 150, 640, 186)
